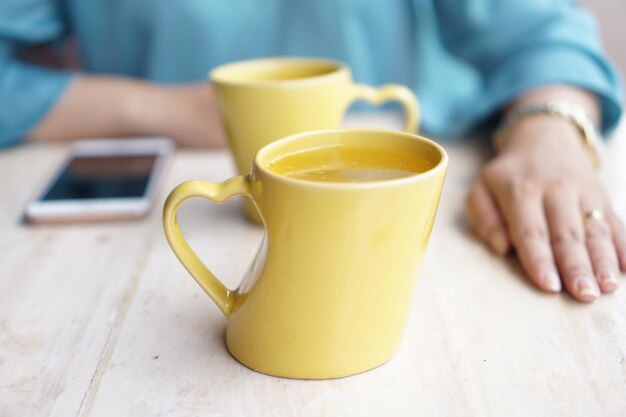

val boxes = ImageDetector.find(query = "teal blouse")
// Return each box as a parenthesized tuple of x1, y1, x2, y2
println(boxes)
(0, 0, 622, 146)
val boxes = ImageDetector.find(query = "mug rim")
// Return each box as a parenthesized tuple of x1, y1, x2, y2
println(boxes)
(254, 128, 448, 189)
(209, 57, 350, 88)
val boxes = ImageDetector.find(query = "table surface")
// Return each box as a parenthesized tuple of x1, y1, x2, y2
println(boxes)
(1, 113, 625, 417)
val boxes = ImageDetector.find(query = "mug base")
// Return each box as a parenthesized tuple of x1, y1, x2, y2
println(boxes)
(225, 340, 396, 380)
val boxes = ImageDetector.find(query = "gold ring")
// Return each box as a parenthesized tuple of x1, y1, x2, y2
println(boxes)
(583, 209, 604, 222)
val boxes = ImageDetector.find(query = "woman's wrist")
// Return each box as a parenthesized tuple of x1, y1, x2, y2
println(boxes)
(496, 102, 601, 167)
(495, 85, 601, 166)
(124, 82, 226, 148)
(120, 80, 171, 136)
(495, 115, 598, 174)
(498, 115, 585, 152)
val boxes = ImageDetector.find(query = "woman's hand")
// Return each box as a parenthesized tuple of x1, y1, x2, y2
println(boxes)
(466, 115, 626, 302)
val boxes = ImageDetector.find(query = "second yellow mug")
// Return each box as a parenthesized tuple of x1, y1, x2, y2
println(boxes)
(163, 129, 447, 379)
(210, 57, 420, 221)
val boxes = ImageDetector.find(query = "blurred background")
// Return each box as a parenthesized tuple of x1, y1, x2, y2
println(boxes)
(25, 2, 626, 115)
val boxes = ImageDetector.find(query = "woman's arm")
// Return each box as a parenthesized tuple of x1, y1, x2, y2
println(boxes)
(1, 1, 224, 148)
(466, 85, 626, 302)
(28, 75, 226, 148)
(434, 0, 624, 302)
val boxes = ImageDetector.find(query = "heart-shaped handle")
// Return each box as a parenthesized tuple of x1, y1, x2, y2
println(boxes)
(348, 84, 420, 133)
(163, 176, 254, 317)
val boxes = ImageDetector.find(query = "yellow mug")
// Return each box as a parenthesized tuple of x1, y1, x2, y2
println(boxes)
(163, 129, 447, 379)
(210, 57, 420, 222)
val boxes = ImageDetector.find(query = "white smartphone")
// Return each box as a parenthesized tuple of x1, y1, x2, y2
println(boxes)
(25, 138, 174, 224)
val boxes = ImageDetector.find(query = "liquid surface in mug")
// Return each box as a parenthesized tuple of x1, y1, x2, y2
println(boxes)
(267, 145, 434, 183)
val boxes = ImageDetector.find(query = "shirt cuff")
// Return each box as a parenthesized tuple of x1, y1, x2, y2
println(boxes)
(479, 44, 623, 136)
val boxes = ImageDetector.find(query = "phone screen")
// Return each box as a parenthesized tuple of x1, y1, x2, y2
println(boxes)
(41, 155, 157, 201)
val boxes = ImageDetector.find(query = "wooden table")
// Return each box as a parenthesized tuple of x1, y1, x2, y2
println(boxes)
(2, 113, 625, 417)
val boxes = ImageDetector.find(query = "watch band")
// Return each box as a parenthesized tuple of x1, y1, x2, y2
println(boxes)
(493, 100, 601, 168)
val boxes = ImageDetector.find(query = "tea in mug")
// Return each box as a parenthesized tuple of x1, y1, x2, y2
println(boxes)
(267, 145, 434, 183)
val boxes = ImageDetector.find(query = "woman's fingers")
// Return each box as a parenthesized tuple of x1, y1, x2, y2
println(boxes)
(544, 185, 599, 302)
(487, 176, 561, 293)
(606, 208, 626, 271)
(476, 158, 623, 302)
(465, 181, 510, 255)
(580, 204, 620, 293)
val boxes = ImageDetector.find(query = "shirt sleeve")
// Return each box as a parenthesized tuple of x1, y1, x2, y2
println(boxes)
(0, 0, 74, 147)
(434, 0, 623, 135)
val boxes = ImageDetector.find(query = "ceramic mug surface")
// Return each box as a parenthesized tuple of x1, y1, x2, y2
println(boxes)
(163, 129, 447, 379)
(210, 57, 420, 222)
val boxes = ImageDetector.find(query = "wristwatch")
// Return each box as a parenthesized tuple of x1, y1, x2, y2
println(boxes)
(493, 100, 601, 168)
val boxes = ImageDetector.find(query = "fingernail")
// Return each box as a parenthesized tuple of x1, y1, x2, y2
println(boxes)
(598, 270, 619, 292)
(540, 270, 562, 292)
(575, 276, 600, 301)
(490, 233, 508, 255)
